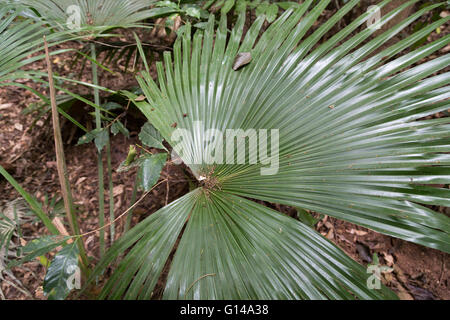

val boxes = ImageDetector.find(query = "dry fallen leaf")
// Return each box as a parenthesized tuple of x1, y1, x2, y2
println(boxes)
(347, 228, 368, 236)
(0, 103, 12, 110)
(383, 252, 395, 266)
(113, 184, 125, 197)
(14, 123, 23, 131)
(232, 52, 252, 71)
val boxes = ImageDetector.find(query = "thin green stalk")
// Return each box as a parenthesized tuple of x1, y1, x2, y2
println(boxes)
(106, 139, 115, 244)
(91, 43, 105, 257)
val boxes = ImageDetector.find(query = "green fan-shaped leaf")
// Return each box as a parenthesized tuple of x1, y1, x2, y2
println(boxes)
(164, 192, 397, 299)
(19, 0, 160, 34)
(96, 0, 450, 300)
(0, 4, 74, 83)
(135, 0, 450, 252)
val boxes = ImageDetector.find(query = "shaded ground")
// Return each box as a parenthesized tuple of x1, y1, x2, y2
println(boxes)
(0, 1, 449, 299)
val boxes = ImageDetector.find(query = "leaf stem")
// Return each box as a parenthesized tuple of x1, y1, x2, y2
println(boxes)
(44, 36, 89, 271)
(106, 139, 115, 245)
(124, 173, 139, 233)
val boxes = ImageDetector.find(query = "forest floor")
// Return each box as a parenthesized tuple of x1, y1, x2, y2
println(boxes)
(0, 2, 449, 300)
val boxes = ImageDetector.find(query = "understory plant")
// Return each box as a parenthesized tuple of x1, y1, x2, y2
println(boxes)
(0, 0, 449, 300)
(85, 0, 450, 299)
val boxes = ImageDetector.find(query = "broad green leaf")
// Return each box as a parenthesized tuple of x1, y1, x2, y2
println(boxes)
(94, 128, 109, 152)
(265, 3, 279, 23)
(138, 153, 167, 191)
(77, 127, 109, 152)
(184, 6, 201, 19)
(77, 128, 103, 145)
(43, 240, 79, 300)
(111, 121, 129, 137)
(139, 122, 167, 151)
(155, 1, 180, 10)
(295, 207, 319, 228)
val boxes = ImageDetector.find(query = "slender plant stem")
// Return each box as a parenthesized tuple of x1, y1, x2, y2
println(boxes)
(44, 37, 89, 271)
(91, 43, 105, 257)
(106, 139, 115, 244)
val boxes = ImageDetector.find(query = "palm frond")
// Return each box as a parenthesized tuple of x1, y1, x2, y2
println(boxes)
(91, 0, 449, 299)
(18, 0, 161, 32)
(0, 4, 77, 83)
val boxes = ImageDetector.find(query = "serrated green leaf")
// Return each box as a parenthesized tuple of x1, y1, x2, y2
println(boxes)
(86, 190, 198, 299)
(138, 153, 167, 191)
(43, 240, 79, 300)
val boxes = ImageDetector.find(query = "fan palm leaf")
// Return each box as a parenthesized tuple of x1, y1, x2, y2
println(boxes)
(18, 0, 164, 34)
(0, 4, 75, 83)
(86, 0, 450, 299)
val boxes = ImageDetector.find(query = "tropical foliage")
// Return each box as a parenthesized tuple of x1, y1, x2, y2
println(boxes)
(85, 0, 450, 299)
(0, 0, 449, 300)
